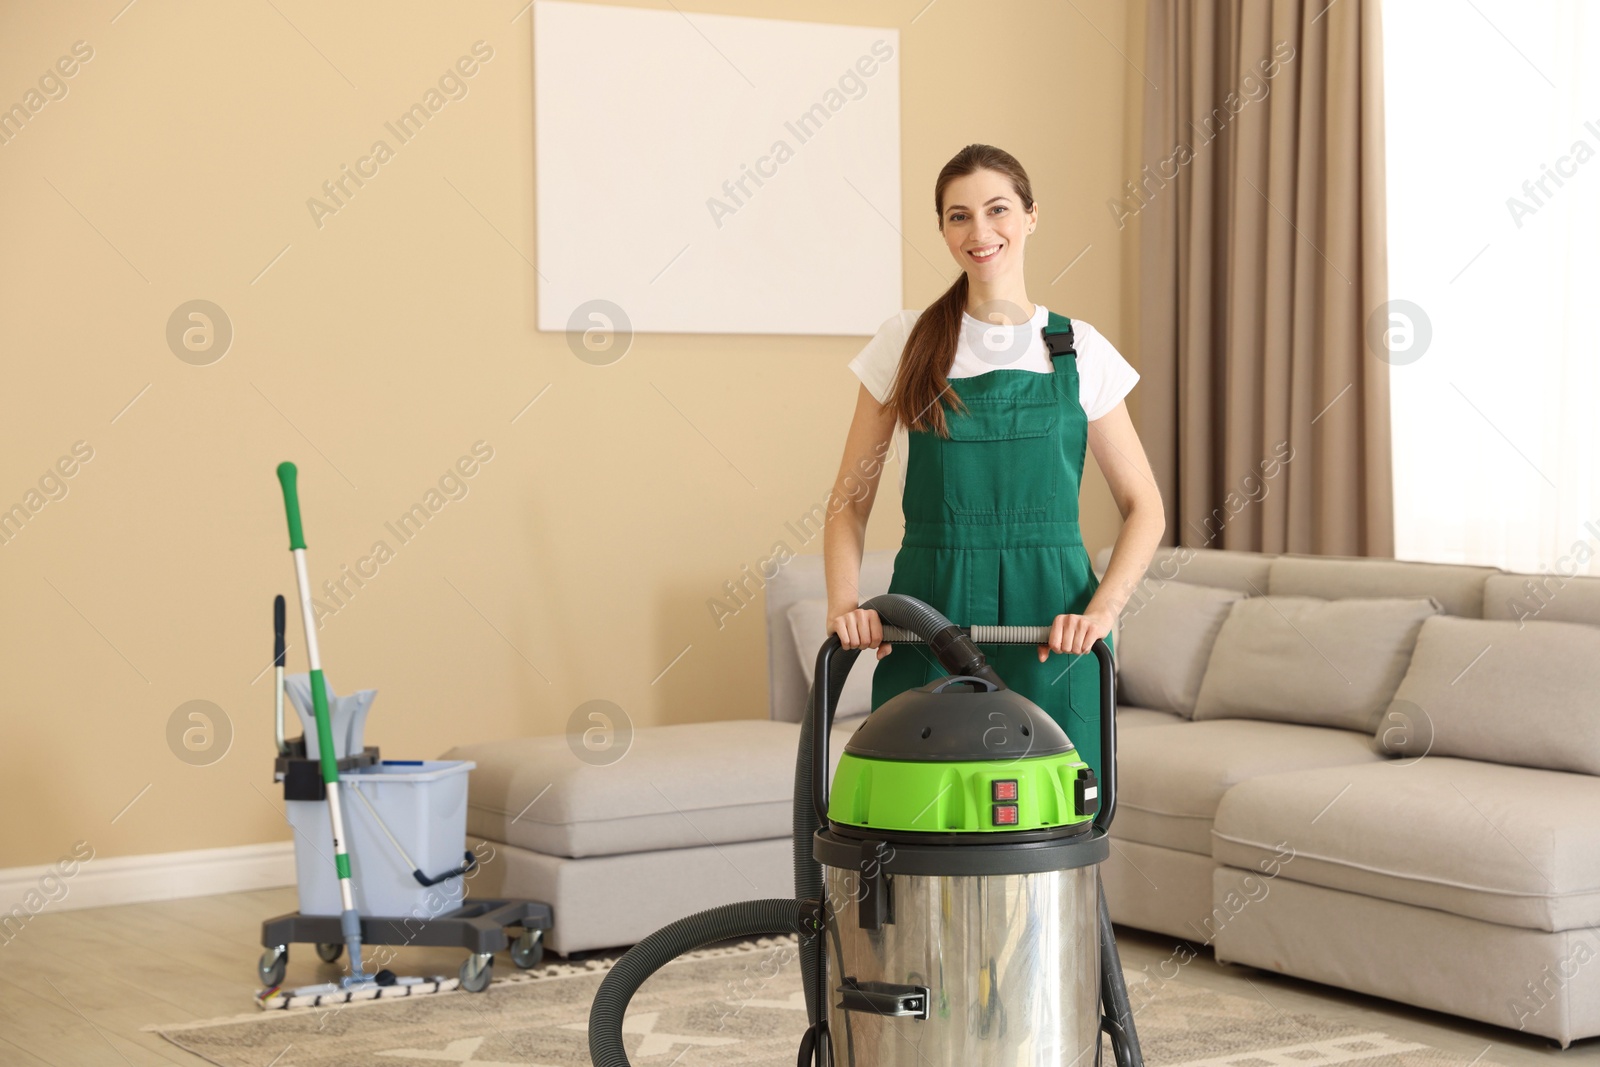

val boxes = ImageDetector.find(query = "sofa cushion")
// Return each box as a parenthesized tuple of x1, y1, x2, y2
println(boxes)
(1113, 720, 1382, 854)
(1212, 757, 1600, 931)
(1483, 571, 1600, 627)
(1267, 555, 1498, 618)
(1382, 616, 1600, 775)
(785, 598, 876, 719)
(1117, 580, 1245, 717)
(445, 720, 860, 859)
(1192, 595, 1441, 732)
(1092, 548, 1271, 667)
(1117, 706, 1185, 730)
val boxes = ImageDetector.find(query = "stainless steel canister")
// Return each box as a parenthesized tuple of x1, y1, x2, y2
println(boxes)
(822, 864, 1100, 1067)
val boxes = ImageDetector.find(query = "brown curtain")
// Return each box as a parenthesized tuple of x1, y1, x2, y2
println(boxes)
(1136, 0, 1393, 557)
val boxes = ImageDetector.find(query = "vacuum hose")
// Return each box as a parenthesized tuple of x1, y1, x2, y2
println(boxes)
(588, 899, 804, 1066)
(587, 594, 980, 1067)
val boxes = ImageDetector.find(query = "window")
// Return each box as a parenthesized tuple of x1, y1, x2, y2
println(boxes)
(1383, 0, 1599, 574)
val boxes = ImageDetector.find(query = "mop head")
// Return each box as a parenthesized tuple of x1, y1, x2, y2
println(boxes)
(256, 972, 457, 1010)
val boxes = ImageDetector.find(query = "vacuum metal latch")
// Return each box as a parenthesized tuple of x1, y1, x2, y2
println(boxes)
(1076, 767, 1100, 818)
(837, 977, 931, 1020)
(858, 840, 894, 930)
(799, 897, 827, 944)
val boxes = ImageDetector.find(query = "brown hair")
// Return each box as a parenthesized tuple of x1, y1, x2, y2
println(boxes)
(885, 144, 1037, 436)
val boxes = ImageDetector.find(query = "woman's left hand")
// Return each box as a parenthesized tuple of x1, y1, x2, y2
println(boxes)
(1038, 609, 1117, 660)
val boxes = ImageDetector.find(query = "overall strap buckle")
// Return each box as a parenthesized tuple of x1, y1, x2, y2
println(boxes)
(1042, 312, 1076, 359)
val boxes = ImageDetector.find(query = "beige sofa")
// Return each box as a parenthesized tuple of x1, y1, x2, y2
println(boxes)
(1097, 546, 1600, 1047)
(455, 544, 1600, 1046)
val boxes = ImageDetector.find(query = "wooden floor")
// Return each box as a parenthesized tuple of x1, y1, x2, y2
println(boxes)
(0, 886, 1595, 1064)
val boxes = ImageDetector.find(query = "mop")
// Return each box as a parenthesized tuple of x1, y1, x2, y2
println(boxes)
(258, 461, 455, 1008)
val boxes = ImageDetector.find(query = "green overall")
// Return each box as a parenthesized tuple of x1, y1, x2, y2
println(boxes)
(870, 312, 1111, 782)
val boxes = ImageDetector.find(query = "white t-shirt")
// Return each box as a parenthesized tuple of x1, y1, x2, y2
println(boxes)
(847, 304, 1139, 498)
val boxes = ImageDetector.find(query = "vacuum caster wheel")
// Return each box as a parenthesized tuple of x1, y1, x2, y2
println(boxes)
(509, 929, 544, 970)
(258, 946, 288, 987)
(459, 953, 494, 993)
(315, 942, 344, 963)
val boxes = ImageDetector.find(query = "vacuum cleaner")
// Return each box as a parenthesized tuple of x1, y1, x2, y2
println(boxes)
(588, 593, 1143, 1066)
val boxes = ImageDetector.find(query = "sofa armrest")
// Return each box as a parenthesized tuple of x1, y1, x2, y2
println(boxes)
(765, 549, 896, 723)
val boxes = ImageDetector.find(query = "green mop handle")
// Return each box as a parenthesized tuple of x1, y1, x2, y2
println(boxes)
(276, 463, 339, 790)
(275, 462, 377, 986)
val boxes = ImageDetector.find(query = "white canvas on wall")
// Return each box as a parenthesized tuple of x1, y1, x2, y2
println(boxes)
(534, 1, 902, 337)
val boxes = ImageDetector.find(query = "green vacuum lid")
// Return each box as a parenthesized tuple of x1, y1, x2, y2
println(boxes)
(828, 676, 1098, 834)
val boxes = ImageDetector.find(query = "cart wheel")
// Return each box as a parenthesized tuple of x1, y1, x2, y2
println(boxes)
(459, 953, 494, 993)
(509, 929, 544, 970)
(315, 942, 343, 963)
(258, 946, 288, 987)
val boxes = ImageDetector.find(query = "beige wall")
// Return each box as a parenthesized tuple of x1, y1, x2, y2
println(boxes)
(0, 0, 1139, 868)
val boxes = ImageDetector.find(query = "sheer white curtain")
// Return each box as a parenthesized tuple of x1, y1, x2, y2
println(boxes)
(1383, 0, 1600, 574)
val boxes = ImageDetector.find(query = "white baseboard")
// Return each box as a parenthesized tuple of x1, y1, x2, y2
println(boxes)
(0, 841, 296, 915)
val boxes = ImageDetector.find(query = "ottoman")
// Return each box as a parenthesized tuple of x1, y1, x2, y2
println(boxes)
(443, 718, 860, 956)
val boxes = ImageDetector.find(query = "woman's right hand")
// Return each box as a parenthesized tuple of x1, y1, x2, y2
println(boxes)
(827, 607, 893, 659)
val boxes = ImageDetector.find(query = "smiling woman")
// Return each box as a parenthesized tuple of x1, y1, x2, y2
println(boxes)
(822, 143, 1167, 782)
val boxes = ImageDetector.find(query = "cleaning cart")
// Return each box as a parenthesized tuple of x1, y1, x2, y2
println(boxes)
(258, 725, 552, 1001)
(258, 463, 551, 1007)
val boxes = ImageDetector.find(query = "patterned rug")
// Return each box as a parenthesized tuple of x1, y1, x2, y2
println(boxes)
(151, 936, 1507, 1067)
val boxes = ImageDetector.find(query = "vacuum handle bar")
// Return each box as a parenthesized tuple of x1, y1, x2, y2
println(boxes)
(812, 629, 1119, 836)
